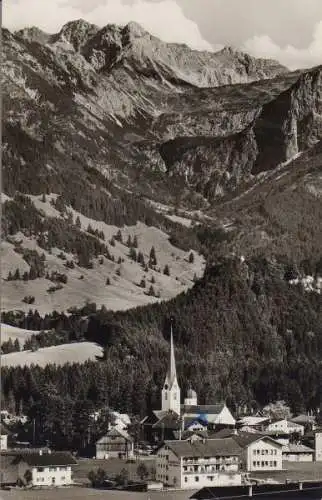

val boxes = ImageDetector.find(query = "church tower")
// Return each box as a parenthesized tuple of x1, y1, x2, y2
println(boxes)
(161, 323, 181, 415)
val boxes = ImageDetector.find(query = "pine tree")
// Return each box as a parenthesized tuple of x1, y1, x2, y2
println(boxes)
(149, 246, 157, 266)
(129, 247, 137, 261)
(151, 275, 156, 284)
(126, 235, 132, 247)
(110, 237, 115, 247)
(137, 252, 145, 266)
(41, 193, 46, 203)
(7, 271, 13, 281)
(163, 264, 170, 276)
(133, 235, 138, 248)
(14, 339, 20, 352)
(189, 251, 194, 263)
(140, 279, 146, 288)
(13, 268, 21, 280)
(148, 285, 155, 296)
(75, 216, 81, 229)
(115, 230, 122, 243)
(106, 277, 110, 285)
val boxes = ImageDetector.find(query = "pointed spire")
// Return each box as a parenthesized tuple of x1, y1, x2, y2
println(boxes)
(169, 319, 177, 383)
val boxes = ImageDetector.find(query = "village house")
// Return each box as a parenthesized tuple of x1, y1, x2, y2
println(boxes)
(236, 416, 270, 432)
(95, 427, 134, 459)
(1, 450, 77, 487)
(315, 431, 322, 461)
(282, 444, 314, 462)
(155, 438, 242, 489)
(265, 418, 305, 436)
(232, 433, 283, 472)
(1, 424, 8, 450)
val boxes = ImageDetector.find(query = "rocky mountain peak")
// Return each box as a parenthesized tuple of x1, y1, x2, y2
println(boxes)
(121, 21, 149, 41)
(54, 19, 99, 51)
(15, 26, 51, 45)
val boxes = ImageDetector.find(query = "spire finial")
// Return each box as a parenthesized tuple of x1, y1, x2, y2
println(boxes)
(169, 318, 177, 383)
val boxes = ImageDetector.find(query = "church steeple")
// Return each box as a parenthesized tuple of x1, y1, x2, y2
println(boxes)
(161, 320, 181, 415)
(166, 322, 177, 387)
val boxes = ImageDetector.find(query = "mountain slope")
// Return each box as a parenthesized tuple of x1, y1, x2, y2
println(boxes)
(1, 19, 321, 313)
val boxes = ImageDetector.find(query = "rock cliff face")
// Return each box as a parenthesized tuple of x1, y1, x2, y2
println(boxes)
(2, 19, 322, 231)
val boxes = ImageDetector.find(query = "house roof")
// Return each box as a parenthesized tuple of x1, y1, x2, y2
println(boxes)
(163, 438, 242, 458)
(211, 429, 237, 439)
(283, 444, 314, 454)
(181, 403, 226, 415)
(232, 432, 283, 449)
(290, 415, 316, 424)
(0, 423, 9, 435)
(152, 411, 181, 430)
(14, 451, 77, 467)
(237, 416, 270, 426)
(174, 430, 208, 440)
(97, 427, 133, 443)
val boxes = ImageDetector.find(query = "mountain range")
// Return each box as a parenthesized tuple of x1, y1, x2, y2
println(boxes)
(1, 20, 322, 412)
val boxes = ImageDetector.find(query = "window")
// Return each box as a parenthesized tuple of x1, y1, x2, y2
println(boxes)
(166, 476, 168, 481)
(184, 477, 188, 483)
(253, 450, 256, 455)
(273, 461, 277, 467)
(37, 467, 43, 472)
(195, 476, 199, 482)
(253, 461, 256, 467)
(261, 450, 264, 455)
(165, 393, 167, 400)
(173, 393, 176, 400)
(261, 461, 264, 467)
(207, 476, 214, 481)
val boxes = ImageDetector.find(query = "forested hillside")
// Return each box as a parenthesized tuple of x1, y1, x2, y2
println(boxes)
(2, 256, 321, 450)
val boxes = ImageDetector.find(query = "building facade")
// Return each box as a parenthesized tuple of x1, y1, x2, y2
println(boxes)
(266, 419, 304, 436)
(14, 451, 77, 486)
(315, 432, 322, 462)
(282, 444, 314, 462)
(96, 428, 134, 459)
(233, 434, 283, 472)
(156, 438, 242, 489)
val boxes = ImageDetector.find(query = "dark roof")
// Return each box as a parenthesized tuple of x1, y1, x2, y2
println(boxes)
(181, 403, 225, 415)
(232, 432, 283, 448)
(174, 430, 208, 440)
(152, 411, 181, 430)
(14, 451, 77, 467)
(164, 438, 242, 458)
(184, 417, 207, 428)
(211, 429, 237, 439)
(0, 423, 9, 435)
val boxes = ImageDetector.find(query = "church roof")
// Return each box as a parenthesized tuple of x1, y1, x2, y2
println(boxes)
(181, 403, 226, 415)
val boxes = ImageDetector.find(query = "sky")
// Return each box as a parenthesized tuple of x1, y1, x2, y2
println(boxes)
(3, 0, 322, 70)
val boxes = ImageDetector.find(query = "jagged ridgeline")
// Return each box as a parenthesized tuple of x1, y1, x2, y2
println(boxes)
(1, 18, 322, 423)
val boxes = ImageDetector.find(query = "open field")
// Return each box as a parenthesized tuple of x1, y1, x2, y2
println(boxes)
(252, 461, 322, 483)
(0, 486, 195, 500)
(2, 196, 205, 316)
(1, 342, 103, 367)
(0, 324, 39, 343)
(73, 457, 156, 484)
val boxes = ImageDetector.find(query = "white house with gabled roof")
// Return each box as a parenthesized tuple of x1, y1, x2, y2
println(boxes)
(156, 438, 242, 489)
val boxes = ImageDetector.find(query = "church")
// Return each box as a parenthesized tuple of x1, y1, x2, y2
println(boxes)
(142, 325, 236, 443)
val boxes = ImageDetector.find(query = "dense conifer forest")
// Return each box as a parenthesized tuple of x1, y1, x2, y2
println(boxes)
(2, 257, 322, 450)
